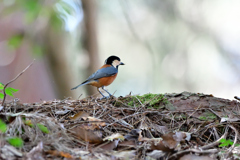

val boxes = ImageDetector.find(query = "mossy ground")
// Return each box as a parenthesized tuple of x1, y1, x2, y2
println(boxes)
(115, 93, 169, 109)
(199, 111, 217, 121)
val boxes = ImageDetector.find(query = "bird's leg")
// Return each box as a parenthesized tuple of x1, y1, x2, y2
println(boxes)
(102, 86, 113, 98)
(97, 87, 107, 99)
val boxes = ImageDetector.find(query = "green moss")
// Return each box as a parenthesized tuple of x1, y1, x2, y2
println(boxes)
(126, 93, 169, 108)
(199, 116, 207, 121)
(175, 114, 187, 120)
(199, 111, 217, 121)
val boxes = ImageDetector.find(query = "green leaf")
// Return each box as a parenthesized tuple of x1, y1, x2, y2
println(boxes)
(57, 1, 73, 15)
(7, 137, 24, 148)
(25, 120, 34, 127)
(227, 140, 234, 145)
(219, 139, 227, 143)
(33, 45, 44, 57)
(7, 87, 19, 93)
(219, 138, 234, 147)
(22, 0, 41, 23)
(0, 93, 4, 99)
(8, 35, 23, 49)
(23, 0, 40, 12)
(37, 123, 49, 133)
(5, 87, 19, 97)
(0, 119, 7, 133)
(219, 143, 229, 147)
(50, 10, 64, 30)
(0, 83, 4, 90)
(199, 116, 207, 121)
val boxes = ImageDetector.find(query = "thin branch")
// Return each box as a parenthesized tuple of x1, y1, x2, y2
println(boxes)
(234, 96, 240, 101)
(200, 126, 228, 150)
(1, 60, 35, 106)
(169, 148, 218, 160)
(226, 125, 239, 158)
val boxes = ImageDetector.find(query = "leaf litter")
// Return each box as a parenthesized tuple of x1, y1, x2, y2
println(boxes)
(0, 92, 240, 159)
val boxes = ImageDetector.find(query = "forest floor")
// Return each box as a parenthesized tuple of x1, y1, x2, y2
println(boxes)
(0, 91, 240, 160)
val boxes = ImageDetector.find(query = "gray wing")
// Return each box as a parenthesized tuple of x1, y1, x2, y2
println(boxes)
(86, 66, 118, 81)
(71, 66, 118, 90)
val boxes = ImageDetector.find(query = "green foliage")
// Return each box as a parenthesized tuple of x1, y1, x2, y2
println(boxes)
(19, 0, 71, 29)
(0, 83, 4, 90)
(8, 35, 24, 49)
(0, 119, 24, 148)
(199, 116, 207, 120)
(50, 10, 64, 30)
(33, 45, 44, 57)
(57, 0, 73, 15)
(0, 119, 7, 133)
(127, 94, 169, 108)
(5, 88, 19, 97)
(22, 0, 42, 23)
(0, 93, 3, 99)
(219, 138, 234, 147)
(199, 112, 217, 121)
(0, 83, 4, 99)
(219, 138, 240, 147)
(174, 113, 187, 120)
(7, 137, 24, 148)
(24, 120, 34, 128)
(37, 123, 49, 133)
(4, 0, 76, 57)
(0, 83, 19, 99)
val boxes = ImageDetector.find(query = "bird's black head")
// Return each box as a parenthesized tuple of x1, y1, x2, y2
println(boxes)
(105, 55, 124, 68)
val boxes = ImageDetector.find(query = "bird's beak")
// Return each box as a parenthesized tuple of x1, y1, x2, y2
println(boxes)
(120, 62, 125, 65)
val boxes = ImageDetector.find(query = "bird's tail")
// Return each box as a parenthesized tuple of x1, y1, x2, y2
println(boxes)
(71, 80, 90, 90)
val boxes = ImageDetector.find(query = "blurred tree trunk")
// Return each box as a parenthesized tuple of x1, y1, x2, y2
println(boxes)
(81, 0, 100, 95)
(44, 27, 75, 99)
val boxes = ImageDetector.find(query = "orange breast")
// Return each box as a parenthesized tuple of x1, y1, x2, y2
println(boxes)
(88, 64, 118, 88)
(89, 74, 118, 88)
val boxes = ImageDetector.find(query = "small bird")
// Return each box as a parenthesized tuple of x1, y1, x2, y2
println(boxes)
(71, 55, 124, 99)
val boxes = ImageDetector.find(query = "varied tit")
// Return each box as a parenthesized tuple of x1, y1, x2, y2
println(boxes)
(71, 55, 124, 99)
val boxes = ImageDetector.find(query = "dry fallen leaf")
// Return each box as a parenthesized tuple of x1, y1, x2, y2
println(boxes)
(180, 154, 214, 160)
(124, 129, 142, 141)
(173, 132, 191, 142)
(118, 140, 136, 148)
(69, 125, 103, 144)
(112, 150, 136, 159)
(147, 150, 165, 159)
(220, 117, 240, 123)
(25, 142, 44, 160)
(103, 133, 125, 141)
(96, 133, 125, 150)
(55, 109, 70, 115)
(99, 139, 120, 151)
(69, 111, 89, 120)
(139, 132, 191, 152)
(152, 124, 169, 134)
(47, 150, 73, 159)
(82, 116, 106, 129)
(138, 120, 148, 130)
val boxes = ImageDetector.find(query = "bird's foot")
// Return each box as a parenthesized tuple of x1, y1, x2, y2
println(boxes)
(99, 95, 115, 100)
(99, 97, 106, 100)
(99, 96, 108, 100)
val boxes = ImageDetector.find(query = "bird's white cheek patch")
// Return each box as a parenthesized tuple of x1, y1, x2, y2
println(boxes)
(112, 60, 120, 68)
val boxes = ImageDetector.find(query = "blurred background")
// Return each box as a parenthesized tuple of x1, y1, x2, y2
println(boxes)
(0, 0, 240, 103)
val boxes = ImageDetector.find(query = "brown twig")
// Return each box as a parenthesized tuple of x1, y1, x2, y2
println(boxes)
(168, 148, 218, 160)
(200, 126, 228, 150)
(1, 60, 35, 106)
(234, 96, 240, 101)
(226, 125, 239, 158)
